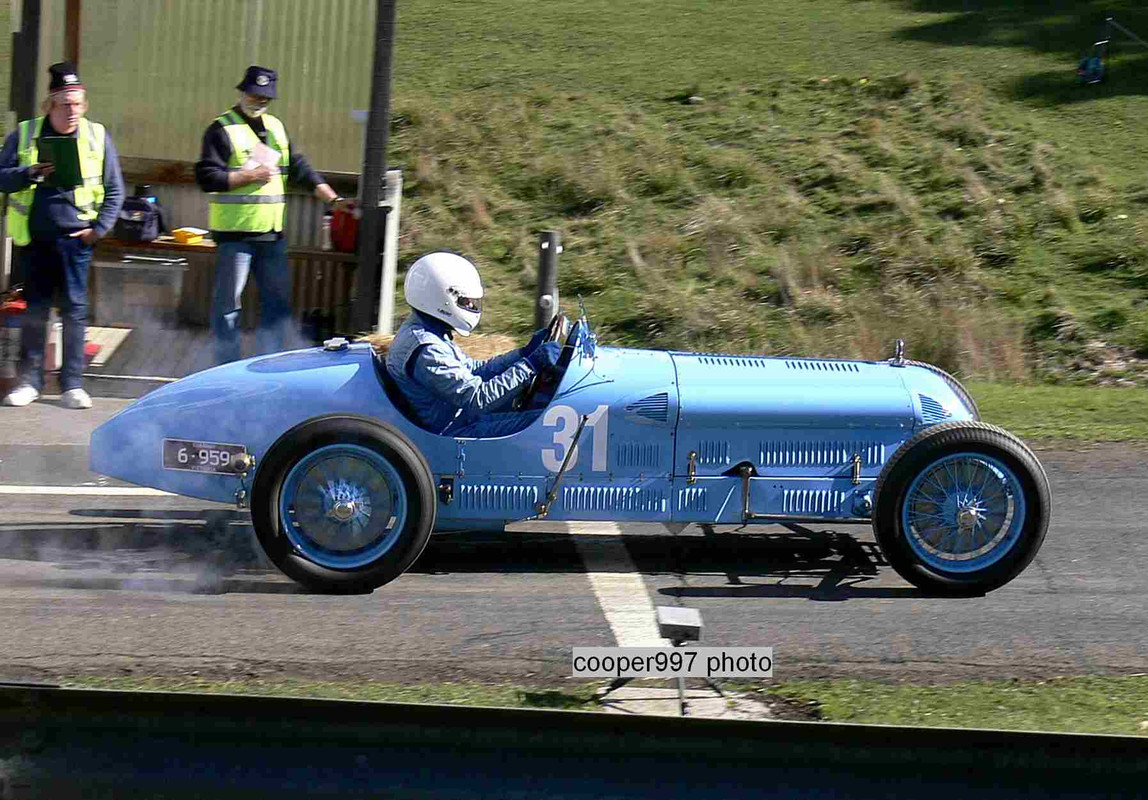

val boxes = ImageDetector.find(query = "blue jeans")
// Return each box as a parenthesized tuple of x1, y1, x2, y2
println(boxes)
(211, 238, 292, 365)
(19, 236, 91, 392)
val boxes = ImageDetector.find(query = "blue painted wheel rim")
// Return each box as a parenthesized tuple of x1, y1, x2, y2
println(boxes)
(901, 452, 1026, 574)
(278, 444, 408, 569)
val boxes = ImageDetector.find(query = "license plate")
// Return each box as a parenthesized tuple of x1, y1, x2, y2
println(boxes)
(162, 439, 247, 474)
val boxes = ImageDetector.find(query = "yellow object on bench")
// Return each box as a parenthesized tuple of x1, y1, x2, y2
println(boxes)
(172, 227, 208, 245)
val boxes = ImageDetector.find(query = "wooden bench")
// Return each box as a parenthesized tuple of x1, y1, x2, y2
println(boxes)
(94, 236, 359, 332)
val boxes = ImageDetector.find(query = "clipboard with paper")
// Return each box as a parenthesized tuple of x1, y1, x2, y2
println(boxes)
(37, 136, 84, 188)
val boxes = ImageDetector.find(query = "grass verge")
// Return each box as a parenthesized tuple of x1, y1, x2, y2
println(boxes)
(62, 676, 601, 711)
(61, 674, 1148, 736)
(772, 676, 1148, 736)
(970, 380, 1148, 442)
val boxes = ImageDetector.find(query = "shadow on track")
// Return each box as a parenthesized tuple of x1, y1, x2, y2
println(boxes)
(0, 508, 299, 595)
(0, 510, 938, 599)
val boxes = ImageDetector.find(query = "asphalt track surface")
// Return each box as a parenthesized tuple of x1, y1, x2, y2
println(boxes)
(0, 399, 1145, 686)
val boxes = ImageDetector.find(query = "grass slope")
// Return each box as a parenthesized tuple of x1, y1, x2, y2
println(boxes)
(66, 675, 1148, 736)
(971, 380, 1148, 441)
(774, 676, 1148, 736)
(376, 0, 1148, 383)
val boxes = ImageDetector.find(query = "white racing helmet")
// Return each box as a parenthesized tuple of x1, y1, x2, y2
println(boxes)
(404, 251, 484, 335)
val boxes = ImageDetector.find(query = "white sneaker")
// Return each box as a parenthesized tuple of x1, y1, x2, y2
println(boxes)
(60, 388, 93, 409)
(3, 384, 39, 407)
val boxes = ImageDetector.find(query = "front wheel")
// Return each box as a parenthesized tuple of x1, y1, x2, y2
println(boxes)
(251, 417, 436, 593)
(872, 422, 1050, 595)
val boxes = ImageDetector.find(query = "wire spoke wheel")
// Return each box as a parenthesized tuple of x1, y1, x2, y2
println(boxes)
(280, 444, 407, 569)
(251, 417, 436, 593)
(873, 422, 1050, 595)
(903, 453, 1024, 573)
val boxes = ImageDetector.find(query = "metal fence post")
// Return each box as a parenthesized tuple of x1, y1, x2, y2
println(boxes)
(535, 230, 561, 329)
(1, 198, 9, 292)
(352, 0, 398, 334)
(376, 169, 403, 335)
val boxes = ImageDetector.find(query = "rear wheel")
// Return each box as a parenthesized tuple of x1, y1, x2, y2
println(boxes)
(872, 422, 1050, 595)
(251, 417, 436, 593)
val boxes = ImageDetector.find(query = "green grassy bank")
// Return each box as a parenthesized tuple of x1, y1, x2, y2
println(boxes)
(8, 2, 1148, 385)
(972, 380, 1148, 441)
(65, 674, 1148, 736)
(378, 1, 1148, 384)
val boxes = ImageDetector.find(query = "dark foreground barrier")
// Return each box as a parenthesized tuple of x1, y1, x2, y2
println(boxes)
(1, 683, 1146, 799)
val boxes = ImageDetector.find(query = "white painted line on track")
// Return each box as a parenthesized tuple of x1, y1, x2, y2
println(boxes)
(563, 521, 631, 536)
(507, 520, 632, 536)
(570, 521, 669, 647)
(0, 485, 174, 497)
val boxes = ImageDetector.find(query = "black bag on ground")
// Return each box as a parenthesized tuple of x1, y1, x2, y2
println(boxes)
(112, 195, 167, 242)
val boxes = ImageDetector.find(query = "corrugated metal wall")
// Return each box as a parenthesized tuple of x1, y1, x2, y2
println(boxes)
(26, 1, 381, 330)
(58, 0, 376, 172)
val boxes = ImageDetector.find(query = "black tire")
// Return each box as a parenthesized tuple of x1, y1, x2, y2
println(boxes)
(251, 416, 436, 593)
(903, 359, 980, 420)
(872, 421, 1050, 596)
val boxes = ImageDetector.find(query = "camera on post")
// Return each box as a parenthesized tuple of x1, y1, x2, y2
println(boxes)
(656, 606, 703, 645)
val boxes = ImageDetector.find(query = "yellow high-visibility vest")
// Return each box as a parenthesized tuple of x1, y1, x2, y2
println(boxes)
(208, 110, 290, 233)
(6, 117, 106, 246)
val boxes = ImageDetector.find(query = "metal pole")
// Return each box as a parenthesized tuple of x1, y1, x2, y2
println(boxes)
(6, 0, 42, 291)
(10, 0, 41, 122)
(534, 230, 561, 330)
(64, 0, 80, 65)
(352, 0, 397, 334)
(376, 168, 403, 334)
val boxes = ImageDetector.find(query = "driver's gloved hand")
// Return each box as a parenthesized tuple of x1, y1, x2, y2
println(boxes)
(527, 341, 562, 373)
(523, 326, 550, 356)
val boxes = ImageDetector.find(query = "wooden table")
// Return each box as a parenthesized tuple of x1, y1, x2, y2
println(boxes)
(93, 236, 359, 330)
(97, 235, 358, 262)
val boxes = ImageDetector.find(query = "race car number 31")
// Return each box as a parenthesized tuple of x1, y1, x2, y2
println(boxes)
(162, 439, 247, 474)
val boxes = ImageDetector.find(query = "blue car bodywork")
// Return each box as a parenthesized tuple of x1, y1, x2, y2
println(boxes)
(91, 318, 1048, 594)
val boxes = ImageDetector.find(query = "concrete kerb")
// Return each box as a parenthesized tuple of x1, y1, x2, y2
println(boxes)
(596, 684, 772, 720)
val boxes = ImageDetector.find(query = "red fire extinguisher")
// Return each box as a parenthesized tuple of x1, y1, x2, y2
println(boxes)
(0, 287, 27, 391)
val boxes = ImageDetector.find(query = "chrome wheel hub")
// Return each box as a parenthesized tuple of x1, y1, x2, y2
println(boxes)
(955, 494, 987, 534)
(319, 479, 372, 530)
(331, 500, 357, 522)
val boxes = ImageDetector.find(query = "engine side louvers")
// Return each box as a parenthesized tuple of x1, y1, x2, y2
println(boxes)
(696, 356, 770, 368)
(918, 394, 952, 425)
(625, 392, 669, 423)
(784, 360, 861, 373)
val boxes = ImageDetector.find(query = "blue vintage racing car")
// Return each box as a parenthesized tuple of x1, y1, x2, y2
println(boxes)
(90, 313, 1050, 595)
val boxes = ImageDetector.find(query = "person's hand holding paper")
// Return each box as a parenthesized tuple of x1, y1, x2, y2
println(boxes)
(233, 142, 280, 187)
(243, 142, 280, 175)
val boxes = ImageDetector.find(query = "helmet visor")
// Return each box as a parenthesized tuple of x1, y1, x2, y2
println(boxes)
(456, 295, 482, 314)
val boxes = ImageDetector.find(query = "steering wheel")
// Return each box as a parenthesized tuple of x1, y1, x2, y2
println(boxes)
(515, 313, 571, 411)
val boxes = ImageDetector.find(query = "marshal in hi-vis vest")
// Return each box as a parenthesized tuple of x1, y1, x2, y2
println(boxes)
(208, 110, 290, 233)
(5, 117, 106, 246)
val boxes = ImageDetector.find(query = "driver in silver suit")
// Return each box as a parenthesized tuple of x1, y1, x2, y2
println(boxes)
(386, 252, 562, 437)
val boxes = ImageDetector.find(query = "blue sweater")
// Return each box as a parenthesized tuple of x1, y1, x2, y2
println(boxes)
(0, 116, 125, 240)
